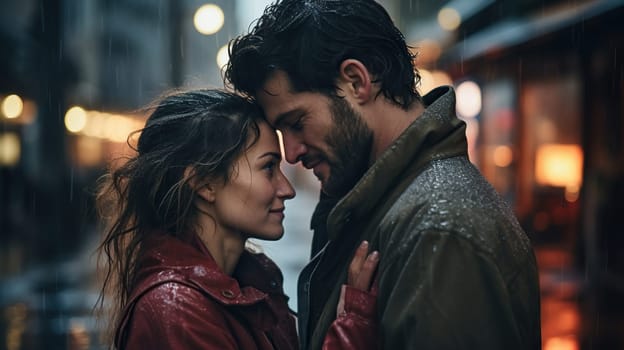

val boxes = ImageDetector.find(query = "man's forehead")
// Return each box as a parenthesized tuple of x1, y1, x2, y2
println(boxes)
(256, 70, 298, 124)
(259, 70, 294, 96)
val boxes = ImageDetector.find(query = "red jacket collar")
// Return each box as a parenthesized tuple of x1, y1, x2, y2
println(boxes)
(132, 233, 277, 306)
(115, 233, 293, 347)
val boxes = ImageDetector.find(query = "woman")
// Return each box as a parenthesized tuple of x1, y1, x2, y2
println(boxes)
(96, 89, 378, 349)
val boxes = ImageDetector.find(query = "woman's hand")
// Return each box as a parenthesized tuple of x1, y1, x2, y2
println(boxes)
(324, 241, 380, 349)
(337, 241, 379, 316)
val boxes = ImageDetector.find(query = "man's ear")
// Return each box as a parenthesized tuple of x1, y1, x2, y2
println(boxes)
(337, 59, 374, 104)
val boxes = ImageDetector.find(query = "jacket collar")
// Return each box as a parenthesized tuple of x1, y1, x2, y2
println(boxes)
(116, 234, 286, 346)
(134, 233, 271, 306)
(327, 86, 468, 240)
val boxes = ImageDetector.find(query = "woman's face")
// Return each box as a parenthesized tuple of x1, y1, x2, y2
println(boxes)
(211, 120, 295, 241)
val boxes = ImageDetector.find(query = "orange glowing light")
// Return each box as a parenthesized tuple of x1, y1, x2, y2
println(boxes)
(544, 336, 578, 350)
(535, 144, 583, 188)
(493, 145, 513, 167)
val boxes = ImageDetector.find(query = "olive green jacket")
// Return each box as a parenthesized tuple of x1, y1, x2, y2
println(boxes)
(297, 86, 541, 350)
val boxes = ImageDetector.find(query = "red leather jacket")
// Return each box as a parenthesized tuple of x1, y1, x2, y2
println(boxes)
(114, 234, 377, 349)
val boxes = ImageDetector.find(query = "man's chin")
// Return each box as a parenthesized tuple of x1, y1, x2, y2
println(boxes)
(320, 180, 348, 198)
(315, 165, 351, 197)
(312, 168, 324, 182)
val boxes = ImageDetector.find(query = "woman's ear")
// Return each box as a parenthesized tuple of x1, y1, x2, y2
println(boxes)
(184, 167, 217, 203)
(337, 59, 374, 104)
(196, 183, 217, 203)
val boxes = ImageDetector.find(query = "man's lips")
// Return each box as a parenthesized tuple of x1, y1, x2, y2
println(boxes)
(301, 156, 322, 170)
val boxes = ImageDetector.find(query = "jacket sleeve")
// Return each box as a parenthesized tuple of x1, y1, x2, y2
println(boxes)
(322, 285, 379, 350)
(120, 282, 238, 350)
(379, 229, 531, 350)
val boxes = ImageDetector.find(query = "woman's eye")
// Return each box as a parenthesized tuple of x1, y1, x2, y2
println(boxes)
(263, 161, 276, 173)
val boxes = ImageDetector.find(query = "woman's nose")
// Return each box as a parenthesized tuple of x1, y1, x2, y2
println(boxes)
(277, 170, 296, 200)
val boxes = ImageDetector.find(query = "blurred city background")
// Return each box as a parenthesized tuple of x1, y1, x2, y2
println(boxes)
(0, 0, 623, 349)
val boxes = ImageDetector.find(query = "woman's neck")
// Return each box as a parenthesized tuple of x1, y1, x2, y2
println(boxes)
(195, 215, 245, 275)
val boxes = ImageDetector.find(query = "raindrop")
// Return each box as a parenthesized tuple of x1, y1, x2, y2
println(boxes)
(40, 2, 45, 32)
(69, 167, 74, 201)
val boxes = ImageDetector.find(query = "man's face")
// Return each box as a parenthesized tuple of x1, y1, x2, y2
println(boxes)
(257, 70, 373, 197)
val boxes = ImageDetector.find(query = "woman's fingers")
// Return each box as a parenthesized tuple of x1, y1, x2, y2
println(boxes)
(339, 242, 379, 317)
(336, 285, 347, 316)
(348, 241, 379, 291)
(348, 241, 368, 285)
(355, 250, 379, 291)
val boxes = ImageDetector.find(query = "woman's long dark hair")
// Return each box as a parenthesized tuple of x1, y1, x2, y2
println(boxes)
(95, 89, 262, 343)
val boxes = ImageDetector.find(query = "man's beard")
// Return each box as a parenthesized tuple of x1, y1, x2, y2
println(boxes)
(322, 97, 373, 198)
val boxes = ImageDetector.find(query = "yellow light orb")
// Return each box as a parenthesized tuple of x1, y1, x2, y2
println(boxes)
(2, 94, 24, 119)
(65, 106, 88, 133)
(438, 7, 461, 31)
(456, 80, 482, 118)
(194, 4, 224, 35)
(0, 132, 21, 166)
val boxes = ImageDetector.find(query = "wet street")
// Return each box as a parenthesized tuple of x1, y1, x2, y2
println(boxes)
(537, 247, 624, 350)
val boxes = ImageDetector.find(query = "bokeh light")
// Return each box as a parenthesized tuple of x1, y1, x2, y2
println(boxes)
(493, 145, 513, 167)
(438, 7, 461, 31)
(535, 144, 583, 188)
(0, 132, 21, 166)
(456, 80, 482, 118)
(193, 4, 224, 35)
(216, 44, 229, 70)
(544, 336, 578, 350)
(2, 94, 24, 119)
(65, 106, 88, 133)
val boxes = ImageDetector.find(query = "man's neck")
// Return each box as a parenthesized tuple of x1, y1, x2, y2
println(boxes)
(370, 100, 425, 162)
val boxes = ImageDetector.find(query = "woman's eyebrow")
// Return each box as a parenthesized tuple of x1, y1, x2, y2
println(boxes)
(259, 152, 282, 160)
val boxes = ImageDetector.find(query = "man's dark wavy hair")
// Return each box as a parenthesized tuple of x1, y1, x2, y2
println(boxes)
(225, 0, 421, 110)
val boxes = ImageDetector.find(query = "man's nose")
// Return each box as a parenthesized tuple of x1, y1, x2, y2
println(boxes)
(281, 133, 307, 164)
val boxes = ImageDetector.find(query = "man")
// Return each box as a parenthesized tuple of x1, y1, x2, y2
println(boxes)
(225, 0, 541, 349)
